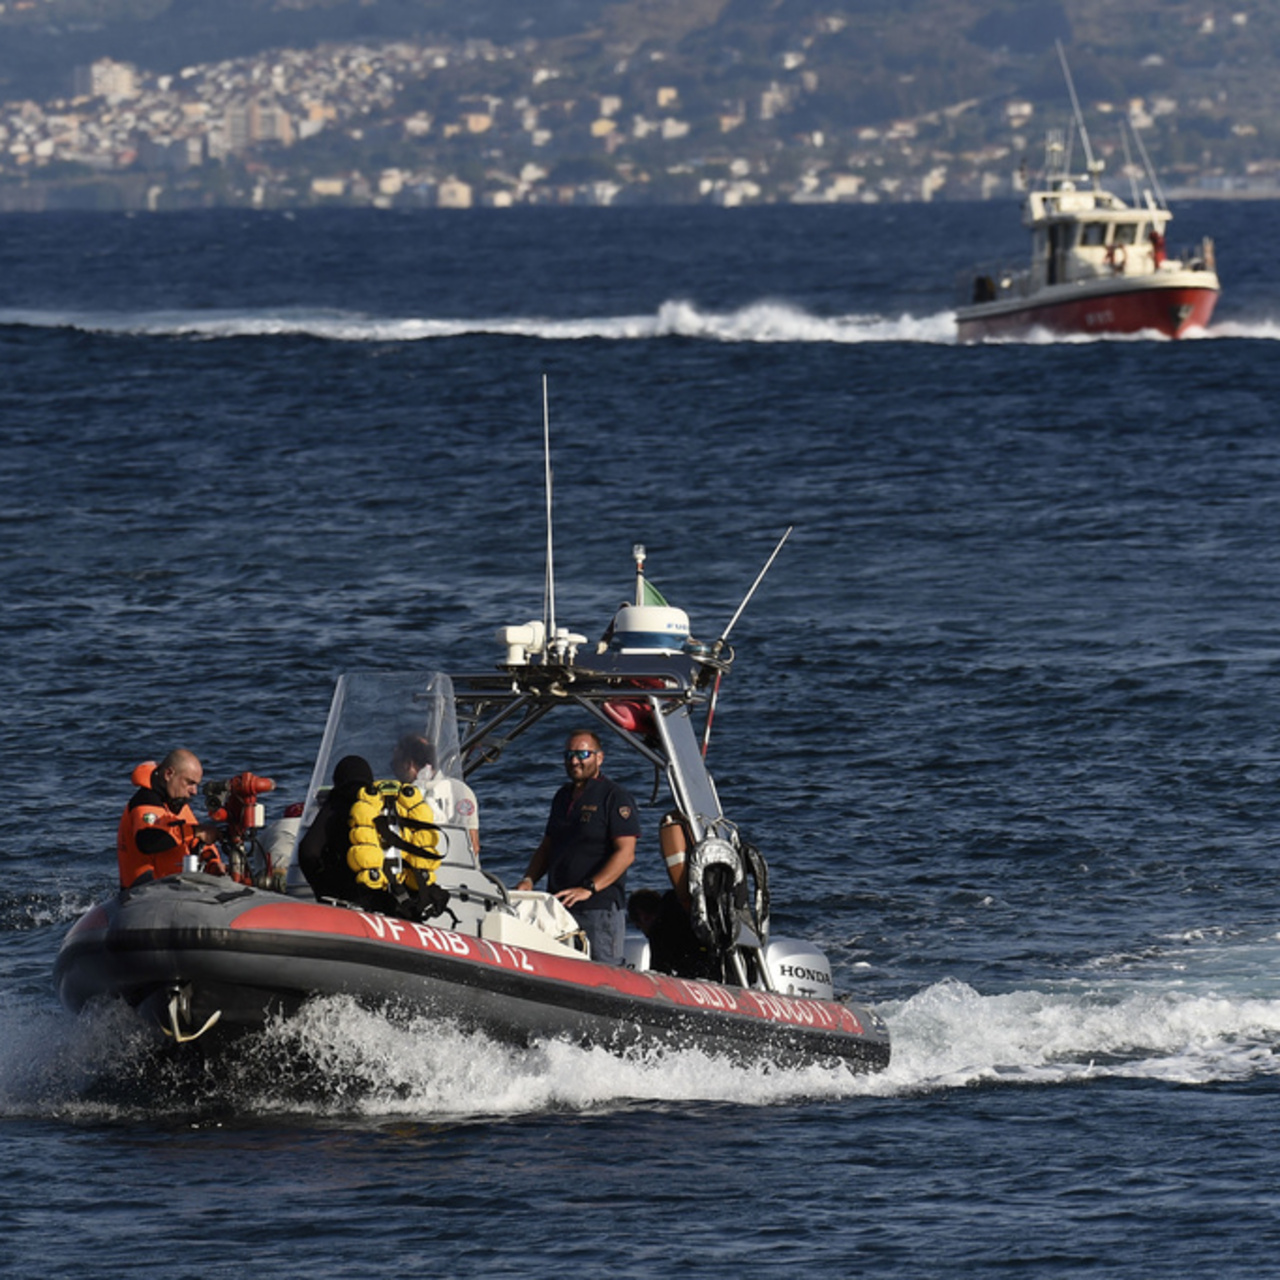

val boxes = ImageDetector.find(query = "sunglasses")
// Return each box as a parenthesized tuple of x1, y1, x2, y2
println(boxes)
(564, 749, 598, 761)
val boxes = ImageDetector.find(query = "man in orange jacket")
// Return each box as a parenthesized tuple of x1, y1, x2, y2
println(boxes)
(117, 749, 224, 888)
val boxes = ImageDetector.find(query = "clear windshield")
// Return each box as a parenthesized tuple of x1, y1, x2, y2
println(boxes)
(299, 671, 462, 828)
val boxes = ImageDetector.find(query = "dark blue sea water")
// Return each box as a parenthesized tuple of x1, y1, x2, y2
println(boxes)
(2, 200, 1279, 1278)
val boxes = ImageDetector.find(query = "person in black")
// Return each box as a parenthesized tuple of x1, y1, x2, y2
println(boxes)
(516, 729, 639, 964)
(297, 755, 397, 914)
(627, 888, 719, 980)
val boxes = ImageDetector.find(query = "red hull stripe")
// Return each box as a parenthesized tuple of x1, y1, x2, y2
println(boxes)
(959, 284, 1218, 340)
(231, 901, 865, 1036)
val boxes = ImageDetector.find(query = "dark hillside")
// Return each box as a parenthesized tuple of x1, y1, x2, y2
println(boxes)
(3, 0, 1278, 120)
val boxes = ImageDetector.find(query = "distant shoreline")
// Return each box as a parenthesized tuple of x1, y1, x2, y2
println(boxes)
(1165, 188, 1280, 202)
(0, 179, 1274, 214)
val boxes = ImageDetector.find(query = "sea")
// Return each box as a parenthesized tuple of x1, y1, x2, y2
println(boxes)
(1, 199, 1279, 1278)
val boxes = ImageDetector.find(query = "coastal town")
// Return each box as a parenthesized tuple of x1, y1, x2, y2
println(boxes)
(1, 16, 1278, 210)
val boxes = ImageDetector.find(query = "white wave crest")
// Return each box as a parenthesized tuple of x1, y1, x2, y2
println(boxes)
(11, 919, 1280, 1119)
(7, 966, 1280, 1122)
(0, 301, 963, 345)
(872, 974, 1280, 1093)
(2, 300, 1275, 345)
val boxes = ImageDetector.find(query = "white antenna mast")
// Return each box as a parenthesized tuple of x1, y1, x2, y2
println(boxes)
(1127, 116, 1167, 209)
(1055, 39, 1099, 181)
(717, 525, 793, 648)
(542, 374, 555, 659)
(1119, 121, 1140, 205)
(702, 525, 793, 756)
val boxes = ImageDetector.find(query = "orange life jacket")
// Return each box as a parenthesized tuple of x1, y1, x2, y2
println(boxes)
(116, 761, 218, 888)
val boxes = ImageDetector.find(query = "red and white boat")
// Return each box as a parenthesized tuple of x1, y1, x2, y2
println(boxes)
(54, 541, 890, 1074)
(956, 48, 1219, 342)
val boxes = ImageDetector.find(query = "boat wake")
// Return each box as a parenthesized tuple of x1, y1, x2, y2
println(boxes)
(879, 974, 1280, 1093)
(0, 995, 874, 1122)
(0, 300, 952, 344)
(1, 301, 1275, 345)
(10, 875, 1280, 1118)
(6, 939, 1280, 1122)
(966, 316, 1280, 344)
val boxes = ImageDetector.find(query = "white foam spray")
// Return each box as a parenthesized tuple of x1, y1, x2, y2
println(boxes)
(5, 300, 1264, 345)
(8, 937, 1280, 1122)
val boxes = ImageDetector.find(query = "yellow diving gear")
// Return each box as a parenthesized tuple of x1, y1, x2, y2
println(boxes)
(395, 784, 442, 890)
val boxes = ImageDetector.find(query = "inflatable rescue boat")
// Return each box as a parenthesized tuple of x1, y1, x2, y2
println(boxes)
(55, 544, 890, 1072)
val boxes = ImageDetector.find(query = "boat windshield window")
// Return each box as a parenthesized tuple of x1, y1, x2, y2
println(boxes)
(1080, 222, 1107, 247)
(299, 671, 463, 826)
(1113, 223, 1138, 246)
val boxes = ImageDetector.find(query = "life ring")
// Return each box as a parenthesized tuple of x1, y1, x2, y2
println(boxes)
(1106, 244, 1126, 273)
(603, 699, 653, 734)
(604, 678, 664, 736)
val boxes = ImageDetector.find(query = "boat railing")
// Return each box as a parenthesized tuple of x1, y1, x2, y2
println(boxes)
(1177, 235, 1216, 273)
(1141, 236, 1216, 276)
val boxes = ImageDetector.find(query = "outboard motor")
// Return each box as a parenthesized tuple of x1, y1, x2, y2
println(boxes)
(763, 938, 836, 1001)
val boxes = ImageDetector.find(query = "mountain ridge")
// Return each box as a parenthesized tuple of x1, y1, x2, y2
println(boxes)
(1, 0, 1276, 209)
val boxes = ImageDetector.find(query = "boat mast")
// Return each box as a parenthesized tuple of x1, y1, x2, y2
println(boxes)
(1119, 122, 1141, 205)
(1055, 40, 1101, 187)
(541, 374, 555, 660)
(1127, 116, 1168, 209)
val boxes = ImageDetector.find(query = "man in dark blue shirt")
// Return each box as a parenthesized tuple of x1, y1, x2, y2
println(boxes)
(516, 729, 639, 964)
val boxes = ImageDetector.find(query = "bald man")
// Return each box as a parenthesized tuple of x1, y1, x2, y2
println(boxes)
(116, 748, 223, 887)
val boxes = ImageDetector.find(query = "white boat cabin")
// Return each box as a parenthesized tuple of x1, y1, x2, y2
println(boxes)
(1022, 181, 1177, 289)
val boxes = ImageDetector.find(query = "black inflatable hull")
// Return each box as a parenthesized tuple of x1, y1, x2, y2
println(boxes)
(55, 874, 890, 1072)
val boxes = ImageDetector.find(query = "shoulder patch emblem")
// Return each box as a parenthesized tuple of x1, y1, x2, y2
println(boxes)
(619, 806, 632, 819)
(456, 800, 475, 817)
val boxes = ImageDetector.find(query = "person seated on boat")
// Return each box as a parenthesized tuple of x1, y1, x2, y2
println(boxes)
(389, 732, 480, 864)
(116, 749, 224, 888)
(658, 810, 693, 906)
(1149, 229, 1166, 267)
(297, 755, 400, 914)
(515, 728, 639, 965)
(627, 888, 719, 980)
(297, 754, 452, 922)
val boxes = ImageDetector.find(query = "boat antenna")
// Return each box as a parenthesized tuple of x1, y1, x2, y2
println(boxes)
(1055, 39, 1099, 182)
(702, 526, 793, 757)
(1127, 116, 1168, 209)
(542, 374, 555, 659)
(1119, 122, 1141, 206)
(716, 525, 793, 650)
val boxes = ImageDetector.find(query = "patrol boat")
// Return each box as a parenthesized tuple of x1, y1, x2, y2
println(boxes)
(956, 44, 1219, 342)
(54, 543, 890, 1073)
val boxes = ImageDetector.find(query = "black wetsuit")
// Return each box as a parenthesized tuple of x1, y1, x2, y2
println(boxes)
(297, 785, 398, 914)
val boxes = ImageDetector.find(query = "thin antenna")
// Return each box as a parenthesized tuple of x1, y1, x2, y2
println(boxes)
(542, 375, 555, 657)
(717, 526, 793, 647)
(1119, 121, 1140, 205)
(1055, 39, 1097, 178)
(1128, 116, 1167, 208)
(702, 526, 793, 757)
